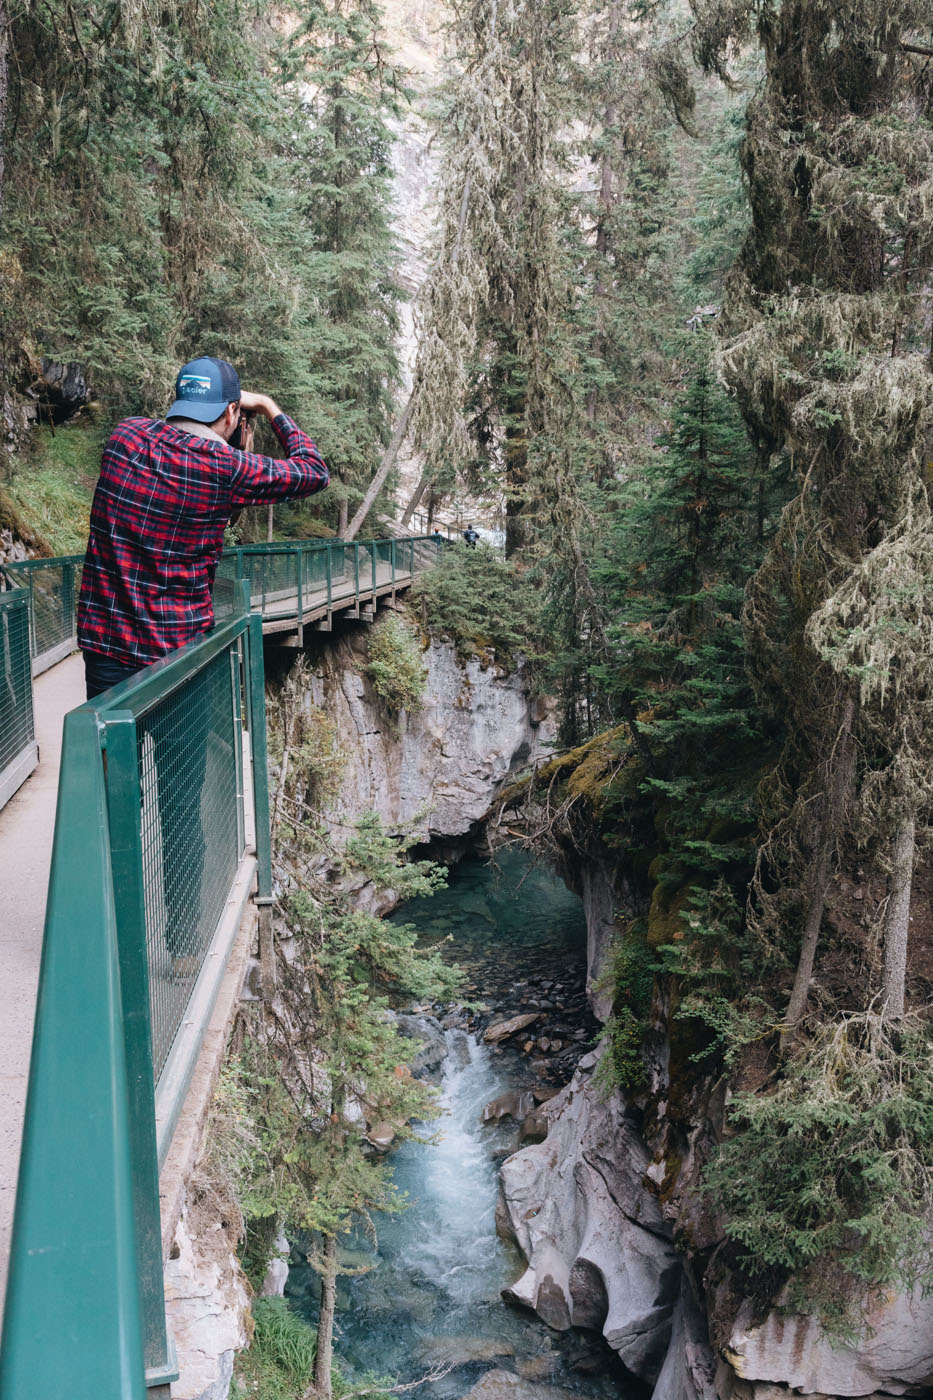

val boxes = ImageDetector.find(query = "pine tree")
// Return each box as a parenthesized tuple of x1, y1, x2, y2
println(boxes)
(595, 338, 766, 899)
(281, 0, 405, 534)
(685, 0, 933, 1033)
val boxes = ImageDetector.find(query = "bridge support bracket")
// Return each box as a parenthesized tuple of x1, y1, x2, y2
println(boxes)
(360, 605, 375, 623)
(145, 1333, 179, 1391)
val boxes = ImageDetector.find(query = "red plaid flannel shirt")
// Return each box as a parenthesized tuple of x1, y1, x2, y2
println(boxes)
(78, 413, 328, 666)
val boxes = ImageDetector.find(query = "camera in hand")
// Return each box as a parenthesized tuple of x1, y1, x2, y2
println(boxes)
(230, 408, 255, 450)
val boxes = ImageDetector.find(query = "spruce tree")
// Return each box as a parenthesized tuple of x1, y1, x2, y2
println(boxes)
(281, 0, 405, 533)
(685, 0, 933, 1033)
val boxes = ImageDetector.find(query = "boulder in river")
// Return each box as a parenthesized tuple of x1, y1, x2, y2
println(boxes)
(483, 1089, 536, 1124)
(366, 1122, 396, 1152)
(484, 1012, 540, 1043)
(461, 1369, 590, 1400)
(394, 1013, 449, 1076)
(498, 1056, 680, 1384)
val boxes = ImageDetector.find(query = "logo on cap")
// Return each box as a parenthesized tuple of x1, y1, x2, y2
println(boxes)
(178, 374, 213, 397)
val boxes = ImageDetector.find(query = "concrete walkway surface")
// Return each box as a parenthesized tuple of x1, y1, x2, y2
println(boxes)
(0, 651, 84, 1318)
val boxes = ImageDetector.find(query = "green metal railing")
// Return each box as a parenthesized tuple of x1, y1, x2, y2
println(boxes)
(4, 555, 83, 675)
(0, 533, 443, 1396)
(0, 570, 37, 809)
(220, 536, 437, 629)
(0, 581, 271, 1397)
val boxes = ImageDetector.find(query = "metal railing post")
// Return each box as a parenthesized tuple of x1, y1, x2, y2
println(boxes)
(372, 543, 377, 594)
(0, 710, 148, 1399)
(295, 545, 304, 645)
(247, 612, 272, 903)
(391, 539, 396, 585)
(103, 712, 177, 1389)
(354, 543, 360, 598)
(326, 542, 332, 608)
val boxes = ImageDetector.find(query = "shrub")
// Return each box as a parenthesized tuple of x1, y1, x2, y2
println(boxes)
(411, 542, 542, 664)
(702, 1008, 933, 1331)
(365, 610, 427, 714)
(234, 1297, 316, 1400)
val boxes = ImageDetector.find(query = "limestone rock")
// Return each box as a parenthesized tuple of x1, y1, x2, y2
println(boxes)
(724, 1289, 933, 1397)
(259, 1229, 290, 1299)
(484, 1012, 540, 1043)
(461, 1368, 590, 1400)
(483, 1089, 536, 1123)
(653, 1279, 717, 1400)
(163, 1202, 250, 1400)
(497, 1061, 679, 1384)
(395, 1012, 448, 1076)
(303, 633, 555, 849)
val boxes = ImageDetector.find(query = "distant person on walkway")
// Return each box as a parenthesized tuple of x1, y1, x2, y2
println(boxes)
(78, 355, 328, 697)
(431, 529, 445, 547)
(77, 356, 328, 977)
(462, 525, 479, 548)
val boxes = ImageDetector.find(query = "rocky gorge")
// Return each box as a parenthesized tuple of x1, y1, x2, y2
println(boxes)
(169, 622, 933, 1400)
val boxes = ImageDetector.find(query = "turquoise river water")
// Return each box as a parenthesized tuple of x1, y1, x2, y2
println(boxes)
(286, 850, 631, 1400)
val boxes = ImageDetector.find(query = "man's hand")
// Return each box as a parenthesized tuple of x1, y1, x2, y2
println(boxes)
(239, 391, 283, 420)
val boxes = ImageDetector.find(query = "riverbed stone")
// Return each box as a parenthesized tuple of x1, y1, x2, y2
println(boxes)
(484, 1012, 541, 1043)
(462, 1369, 591, 1400)
(498, 1061, 679, 1384)
(484, 1089, 536, 1124)
(394, 1012, 449, 1075)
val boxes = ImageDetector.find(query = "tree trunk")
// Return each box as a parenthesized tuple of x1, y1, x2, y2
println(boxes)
(0, 0, 8, 218)
(338, 497, 348, 537)
(882, 809, 916, 1019)
(781, 691, 856, 1049)
(267, 503, 274, 543)
(400, 471, 429, 529)
(312, 1232, 338, 1399)
(344, 390, 415, 540)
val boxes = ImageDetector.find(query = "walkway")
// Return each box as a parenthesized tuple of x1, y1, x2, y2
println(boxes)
(0, 651, 84, 1316)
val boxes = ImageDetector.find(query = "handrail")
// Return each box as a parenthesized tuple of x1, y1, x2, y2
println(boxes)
(0, 533, 444, 1394)
(0, 569, 38, 809)
(0, 581, 266, 1395)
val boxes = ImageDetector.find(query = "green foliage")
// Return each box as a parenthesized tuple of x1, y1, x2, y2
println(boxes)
(590, 346, 773, 969)
(3, 423, 103, 555)
(2, 0, 403, 535)
(704, 1010, 933, 1329)
(234, 1298, 317, 1400)
(412, 544, 542, 664)
(364, 611, 427, 715)
(595, 926, 654, 1093)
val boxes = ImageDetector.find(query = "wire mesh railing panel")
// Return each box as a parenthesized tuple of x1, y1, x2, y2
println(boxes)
(329, 544, 350, 597)
(373, 541, 392, 579)
(137, 647, 244, 1079)
(356, 544, 373, 592)
(412, 539, 440, 573)
(6, 557, 82, 664)
(0, 586, 35, 772)
(301, 546, 329, 603)
(240, 549, 299, 617)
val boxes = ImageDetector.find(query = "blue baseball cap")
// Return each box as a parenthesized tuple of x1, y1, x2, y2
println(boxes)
(166, 356, 241, 423)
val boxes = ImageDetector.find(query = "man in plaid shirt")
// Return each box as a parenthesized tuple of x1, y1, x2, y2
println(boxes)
(78, 354, 329, 696)
(78, 356, 328, 975)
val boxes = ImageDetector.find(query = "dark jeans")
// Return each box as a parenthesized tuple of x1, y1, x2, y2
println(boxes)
(83, 649, 209, 958)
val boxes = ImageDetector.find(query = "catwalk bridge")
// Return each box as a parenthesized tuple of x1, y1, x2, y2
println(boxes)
(0, 535, 441, 1397)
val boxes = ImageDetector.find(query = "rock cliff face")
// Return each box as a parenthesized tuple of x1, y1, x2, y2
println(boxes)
(496, 1032, 933, 1400)
(302, 623, 555, 846)
(496, 1053, 683, 1387)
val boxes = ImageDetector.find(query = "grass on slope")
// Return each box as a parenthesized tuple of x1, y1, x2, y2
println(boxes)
(3, 421, 103, 555)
